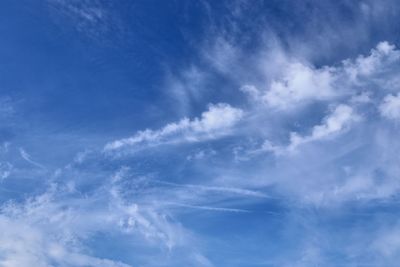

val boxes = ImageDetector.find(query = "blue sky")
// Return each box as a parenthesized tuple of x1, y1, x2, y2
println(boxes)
(1, 0, 400, 266)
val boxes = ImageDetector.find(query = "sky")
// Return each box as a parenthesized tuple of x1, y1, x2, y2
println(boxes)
(1, 0, 400, 266)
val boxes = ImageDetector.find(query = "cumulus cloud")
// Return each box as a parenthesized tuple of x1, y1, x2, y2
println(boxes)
(379, 93, 400, 120)
(104, 103, 244, 151)
(240, 61, 338, 111)
(240, 41, 400, 112)
(263, 63, 336, 110)
(343, 41, 400, 83)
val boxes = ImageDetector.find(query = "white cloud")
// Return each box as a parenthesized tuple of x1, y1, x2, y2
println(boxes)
(240, 42, 400, 112)
(290, 104, 359, 150)
(104, 103, 244, 151)
(262, 62, 336, 110)
(343, 41, 400, 82)
(241, 62, 337, 111)
(379, 93, 400, 120)
(262, 104, 360, 155)
(0, 175, 189, 266)
(0, 203, 131, 267)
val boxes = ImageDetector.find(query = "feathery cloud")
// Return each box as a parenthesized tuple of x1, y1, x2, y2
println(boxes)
(104, 103, 244, 152)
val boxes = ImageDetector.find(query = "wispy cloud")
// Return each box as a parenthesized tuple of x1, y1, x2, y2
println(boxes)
(289, 104, 359, 152)
(19, 148, 46, 170)
(4, 1, 400, 266)
(104, 103, 244, 152)
(164, 202, 250, 213)
(47, 0, 121, 41)
(153, 180, 269, 198)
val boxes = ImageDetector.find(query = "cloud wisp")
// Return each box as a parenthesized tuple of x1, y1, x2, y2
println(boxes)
(104, 103, 244, 152)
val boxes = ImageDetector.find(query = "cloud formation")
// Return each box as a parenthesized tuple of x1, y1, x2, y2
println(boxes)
(379, 93, 400, 120)
(3, 1, 400, 266)
(263, 62, 336, 110)
(288, 104, 360, 151)
(104, 103, 244, 152)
